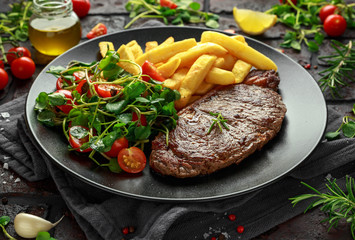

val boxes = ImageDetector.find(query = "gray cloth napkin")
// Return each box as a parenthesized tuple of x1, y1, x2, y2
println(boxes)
(0, 93, 355, 240)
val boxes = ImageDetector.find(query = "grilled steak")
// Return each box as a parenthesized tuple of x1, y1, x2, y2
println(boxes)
(149, 70, 287, 178)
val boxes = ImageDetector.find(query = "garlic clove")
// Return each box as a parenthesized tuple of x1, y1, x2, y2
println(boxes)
(14, 213, 64, 238)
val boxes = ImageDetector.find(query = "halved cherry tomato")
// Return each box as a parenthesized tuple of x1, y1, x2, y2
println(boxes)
(56, 77, 73, 90)
(6, 47, 31, 65)
(160, 0, 177, 9)
(76, 80, 93, 98)
(104, 137, 129, 157)
(86, 23, 107, 39)
(117, 147, 146, 173)
(69, 125, 92, 152)
(55, 89, 74, 114)
(323, 14, 347, 37)
(73, 71, 87, 81)
(319, 5, 338, 23)
(0, 68, 9, 90)
(72, 0, 91, 18)
(96, 84, 122, 98)
(141, 60, 165, 82)
(132, 112, 147, 126)
(10, 56, 36, 80)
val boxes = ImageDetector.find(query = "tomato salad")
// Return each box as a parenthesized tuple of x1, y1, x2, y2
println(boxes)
(34, 50, 180, 174)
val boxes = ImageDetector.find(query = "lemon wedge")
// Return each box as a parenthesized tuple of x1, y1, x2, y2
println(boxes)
(233, 7, 277, 35)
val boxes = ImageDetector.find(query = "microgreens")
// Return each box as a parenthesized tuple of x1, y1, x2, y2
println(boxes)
(325, 104, 355, 140)
(124, 0, 219, 29)
(35, 50, 180, 172)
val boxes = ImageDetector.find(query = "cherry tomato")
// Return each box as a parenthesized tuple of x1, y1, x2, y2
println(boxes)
(323, 14, 347, 37)
(279, 0, 297, 5)
(72, 0, 91, 18)
(96, 84, 122, 98)
(55, 89, 74, 114)
(160, 0, 177, 9)
(141, 60, 165, 82)
(6, 47, 31, 65)
(0, 60, 4, 69)
(56, 77, 73, 90)
(0, 68, 9, 90)
(104, 137, 129, 157)
(117, 147, 147, 173)
(73, 71, 87, 81)
(10, 56, 35, 80)
(86, 23, 107, 39)
(132, 112, 147, 126)
(76, 80, 93, 98)
(69, 125, 92, 152)
(319, 5, 338, 23)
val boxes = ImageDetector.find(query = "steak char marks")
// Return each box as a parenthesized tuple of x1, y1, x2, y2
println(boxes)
(150, 70, 287, 178)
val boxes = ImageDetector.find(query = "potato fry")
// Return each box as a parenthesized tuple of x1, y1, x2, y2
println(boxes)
(160, 36, 174, 46)
(99, 41, 114, 58)
(232, 60, 252, 83)
(162, 68, 188, 90)
(157, 58, 181, 78)
(126, 40, 143, 59)
(170, 42, 228, 68)
(213, 57, 225, 68)
(194, 81, 215, 95)
(145, 41, 158, 52)
(201, 31, 277, 71)
(205, 67, 235, 85)
(176, 54, 217, 108)
(135, 38, 197, 66)
(219, 54, 237, 71)
(231, 35, 247, 44)
(116, 44, 140, 75)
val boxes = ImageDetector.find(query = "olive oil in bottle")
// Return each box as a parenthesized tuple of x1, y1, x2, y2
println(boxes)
(29, 0, 81, 56)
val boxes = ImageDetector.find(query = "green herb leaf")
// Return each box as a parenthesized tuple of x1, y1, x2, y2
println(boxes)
(0, 216, 10, 226)
(342, 121, 355, 138)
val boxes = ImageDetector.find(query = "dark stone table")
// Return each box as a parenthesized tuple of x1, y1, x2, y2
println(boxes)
(0, 0, 354, 239)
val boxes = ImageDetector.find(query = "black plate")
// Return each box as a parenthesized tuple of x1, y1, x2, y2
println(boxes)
(25, 27, 327, 202)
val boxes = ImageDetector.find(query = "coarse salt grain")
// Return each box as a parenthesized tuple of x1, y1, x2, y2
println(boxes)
(15, 178, 21, 183)
(3, 163, 9, 170)
(1, 112, 10, 118)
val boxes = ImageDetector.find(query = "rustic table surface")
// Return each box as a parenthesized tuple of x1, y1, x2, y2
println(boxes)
(0, 0, 354, 239)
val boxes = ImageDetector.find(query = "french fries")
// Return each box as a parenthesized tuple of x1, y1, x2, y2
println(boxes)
(201, 31, 277, 71)
(99, 31, 279, 109)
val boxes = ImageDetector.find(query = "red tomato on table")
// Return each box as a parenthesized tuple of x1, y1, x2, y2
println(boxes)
(160, 0, 177, 9)
(72, 0, 91, 18)
(6, 47, 31, 65)
(86, 23, 107, 39)
(323, 14, 347, 37)
(117, 147, 147, 173)
(10, 56, 35, 80)
(0, 68, 9, 90)
(319, 5, 338, 23)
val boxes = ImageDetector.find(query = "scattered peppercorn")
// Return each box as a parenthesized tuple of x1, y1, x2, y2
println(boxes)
(129, 226, 135, 233)
(237, 225, 245, 233)
(304, 63, 311, 69)
(1, 197, 8, 205)
(228, 214, 236, 221)
(122, 227, 129, 235)
(218, 233, 226, 240)
(313, 65, 318, 69)
(211, 237, 217, 240)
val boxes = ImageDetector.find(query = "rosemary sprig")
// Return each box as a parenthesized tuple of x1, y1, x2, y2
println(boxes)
(290, 176, 355, 239)
(207, 112, 229, 134)
(318, 40, 355, 98)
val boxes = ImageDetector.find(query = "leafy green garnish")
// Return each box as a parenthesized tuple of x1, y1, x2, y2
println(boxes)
(325, 104, 355, 140)
(124, 0, 219, 29)
(0, 216, 15, 240)
(207, 112, 229, 134)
